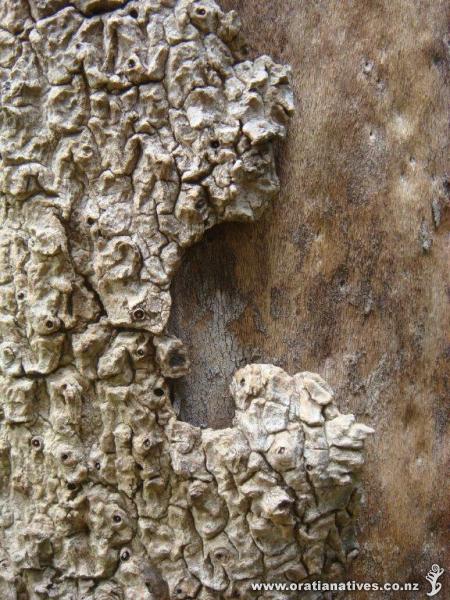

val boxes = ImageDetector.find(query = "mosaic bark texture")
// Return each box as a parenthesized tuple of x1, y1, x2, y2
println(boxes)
(0, 1, 373, 599)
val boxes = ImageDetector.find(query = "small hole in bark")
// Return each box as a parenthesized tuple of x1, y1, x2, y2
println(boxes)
(113, 514, 122, 523)
(67, 482, 77, 490)
(363, 60, 373, 74)
(196, 7, 206, 16)
(87, 217, 95, 225)
(95, 462, 101, 470)
(120, 549, 130, 561)
(61, 453, 69, 461)
(277, 447, 286, 454)
(129, 9, 138, 18)
(132, 308, 145, 321)
(128, 59, 136, 68)
(31, 438, 42, 449)
(45, 319, 54, 329)
(210, 139, 220, 149)
(242, 45, 250, 56)
(137, 348, 145, 357)
(306, 464, 313, 472)
(154, 387, 165, 397)
(17, 292, 25, 300)
(240, 378, 245, 386)
(169, 352, 185, 367)
(195, 199, 206, 210)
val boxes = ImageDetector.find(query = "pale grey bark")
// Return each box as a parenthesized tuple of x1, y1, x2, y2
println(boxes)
(0, 2, 376, 599)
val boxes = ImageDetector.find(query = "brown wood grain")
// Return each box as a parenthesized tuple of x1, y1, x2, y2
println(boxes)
(170, 1, 449, 597)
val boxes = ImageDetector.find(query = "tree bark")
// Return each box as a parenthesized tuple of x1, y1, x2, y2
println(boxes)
(171, 0, 449, 597)
(0, 1, 378, 598)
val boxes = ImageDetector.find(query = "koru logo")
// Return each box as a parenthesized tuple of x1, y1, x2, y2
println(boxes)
(426, 564, 445, 597)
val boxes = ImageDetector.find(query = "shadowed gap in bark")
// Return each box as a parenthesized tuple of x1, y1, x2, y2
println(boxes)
(169, 221, 269, 429)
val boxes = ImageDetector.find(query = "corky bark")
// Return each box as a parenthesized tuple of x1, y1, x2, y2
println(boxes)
(0, 1, 376, 599)
(171, 1, 449, 598)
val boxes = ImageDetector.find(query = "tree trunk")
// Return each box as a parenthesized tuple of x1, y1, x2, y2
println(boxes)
(0, 1, 448, 599)
(171, 0, 449, 597)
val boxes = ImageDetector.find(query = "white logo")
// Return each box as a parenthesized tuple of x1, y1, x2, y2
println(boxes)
(426, 564, 444, 597)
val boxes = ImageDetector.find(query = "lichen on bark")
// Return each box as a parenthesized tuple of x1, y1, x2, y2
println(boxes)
(0, 1, 372, 599)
